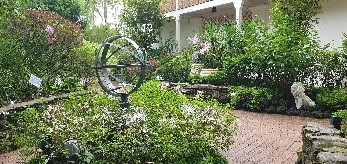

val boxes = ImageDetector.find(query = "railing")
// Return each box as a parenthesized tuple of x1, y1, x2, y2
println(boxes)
(160, 0, 212, 13)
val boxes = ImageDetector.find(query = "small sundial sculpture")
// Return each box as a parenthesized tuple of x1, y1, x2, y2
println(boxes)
(95, 24, 153, 108)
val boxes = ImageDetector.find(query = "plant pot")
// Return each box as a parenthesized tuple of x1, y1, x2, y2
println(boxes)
(200, 68, 219, 77)
(330, 116, 342, 130)
(190, 63, 204, 76)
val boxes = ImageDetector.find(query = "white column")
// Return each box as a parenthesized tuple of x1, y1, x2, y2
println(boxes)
(175, 0, 181, 52)
(234, 0, 243, 30)
(175, 16, 181, 52)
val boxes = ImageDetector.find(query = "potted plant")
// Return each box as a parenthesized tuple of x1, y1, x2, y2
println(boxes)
(331, 109, 347, 130)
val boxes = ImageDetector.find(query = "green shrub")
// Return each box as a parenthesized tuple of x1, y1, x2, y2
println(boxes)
(223, 0, 329, 98)
(84, 24, 119, 44)
(17, 81, 237, 163)
(199, 22, 243, 69)
(229, 86, 280, 111)
(0, 9, 91, 105)
(72, 40, 99, 77)
(316, 88, 347, 110)
(189, 71, 226, 86)
(130, 81, 236, 163)
(156, 50, 192, 83)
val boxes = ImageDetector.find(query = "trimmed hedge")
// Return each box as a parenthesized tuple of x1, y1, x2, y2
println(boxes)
(229, 86, 280, 111)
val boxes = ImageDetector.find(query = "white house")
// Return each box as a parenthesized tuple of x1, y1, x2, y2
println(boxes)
(160, 0, 347, 51)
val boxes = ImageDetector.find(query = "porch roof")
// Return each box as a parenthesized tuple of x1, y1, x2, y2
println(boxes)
(160, 0, 269, 17)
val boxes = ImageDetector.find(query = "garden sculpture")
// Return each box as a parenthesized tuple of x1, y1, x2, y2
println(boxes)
(95, 24, 153, 108)
(291, 82, 316, 109)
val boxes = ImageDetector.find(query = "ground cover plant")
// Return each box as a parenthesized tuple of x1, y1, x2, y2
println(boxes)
(16, 81, 237, 163)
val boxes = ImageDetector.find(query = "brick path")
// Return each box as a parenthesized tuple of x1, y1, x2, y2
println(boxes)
(221, 110, 330, 164)
(0, 150, 25, 164)
(0, 110, 330, 164)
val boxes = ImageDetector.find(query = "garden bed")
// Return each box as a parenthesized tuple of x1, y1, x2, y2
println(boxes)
(0, 91, 90, 154)
(169, 83, 342, 119)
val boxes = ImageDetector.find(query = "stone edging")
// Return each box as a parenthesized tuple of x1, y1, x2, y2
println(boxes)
(170, 83, 229, 103)
(297, 123, 347, 163)
(0, 91, 89, 114)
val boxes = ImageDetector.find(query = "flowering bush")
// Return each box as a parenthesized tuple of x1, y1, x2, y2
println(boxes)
(130, 81, 237, 163)
(188, 22, 242, 69)
(0, 9, 91, 106)
(17, 81, 237, 163)
(187, 35, 212, 63)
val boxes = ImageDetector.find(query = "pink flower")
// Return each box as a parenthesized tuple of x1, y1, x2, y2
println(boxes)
(45, 25, 55, 35)
(201, 41, 212, 49)
(199, 41, 211, 54)
(188, 36, 199, 44)
(48, 37, 57, 43)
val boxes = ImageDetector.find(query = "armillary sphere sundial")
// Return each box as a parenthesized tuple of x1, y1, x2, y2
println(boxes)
(95, 24, 153, 108)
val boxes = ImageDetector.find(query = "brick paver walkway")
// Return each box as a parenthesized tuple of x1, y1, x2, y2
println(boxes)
(0, 110, 330, 164)
(222, 110, 330, 164)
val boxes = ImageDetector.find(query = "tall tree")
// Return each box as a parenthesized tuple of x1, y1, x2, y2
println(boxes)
(121, 0, 166, 52)
(28, 0, 85, 27)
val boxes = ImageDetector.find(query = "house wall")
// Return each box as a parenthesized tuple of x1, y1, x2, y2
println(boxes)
(161, 0, 347, 50)
(249, 4, 271, 24)
(315, 0, 347, 48)
(161, 19, 176, 45)
(160, 17, 204, 51)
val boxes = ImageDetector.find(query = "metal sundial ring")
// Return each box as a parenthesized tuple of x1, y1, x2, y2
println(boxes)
(95, 35, 147, 105)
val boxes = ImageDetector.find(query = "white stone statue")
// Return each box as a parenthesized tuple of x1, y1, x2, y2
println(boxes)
(291, 82, 315, 109)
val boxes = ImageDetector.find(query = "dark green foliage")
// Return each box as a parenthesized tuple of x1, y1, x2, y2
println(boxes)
(156, 51, 192, 83)
(316, 88, 347, 110)
(27, 0, 85, 27)
(229, 86, 280, 111)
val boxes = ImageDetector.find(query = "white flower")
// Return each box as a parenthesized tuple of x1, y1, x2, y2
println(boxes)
(182, 104, 195, 115)
(132, 112, 146, 122)
(142, 126, 149, 133)
(47, 128, 53, 133)
(159, 118, 167, 124)
(169, 118, 175, 124)
(55, 77, 62, 86)
(78, 78, 85, 86)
